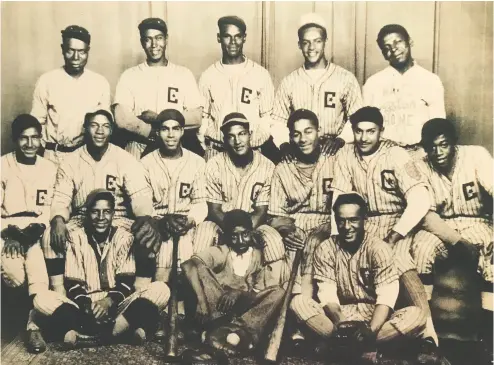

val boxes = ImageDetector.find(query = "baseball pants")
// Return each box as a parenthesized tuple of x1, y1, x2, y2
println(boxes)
(290, 294, 427, 343)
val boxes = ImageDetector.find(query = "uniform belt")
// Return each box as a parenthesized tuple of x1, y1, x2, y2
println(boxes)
(366, 212, 401, 218)
(45, 142, 81, 153)
(6, 212, 40, 218)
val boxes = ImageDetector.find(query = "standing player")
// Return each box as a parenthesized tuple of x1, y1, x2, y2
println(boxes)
(113, 18, 203, 159)
(1, 115, 57, 353)
(33, 190, 169, 348)
(31, 25, 110, 164)
(290, 193, 427, 363)
(363, 24, 445, 153)
(44, 109, 154, 295)
(411, 118, 493, 359)
(199, 16, 279, 163)
(272, 13, 362, 159)
(329, 106, 442, 357)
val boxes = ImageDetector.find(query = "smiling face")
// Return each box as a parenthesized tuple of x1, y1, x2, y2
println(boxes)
(335, 203, 365, 247)
(16, 127, 41, 159)
(426, 134, 455, 170)
(223, 124, 251, 157)
(353, 121, 383, 155)
(87, 199, 114, 235)
(218, 24, 246, 59)
(86, 114, 112, 148)
(299, 26, 327, 66)
(141, 28, 167, 63)
(290, 118, 320, 156)
(380, 32, 411, 68)
(62, 38, 89, 74)
(157, 119, 184, 152)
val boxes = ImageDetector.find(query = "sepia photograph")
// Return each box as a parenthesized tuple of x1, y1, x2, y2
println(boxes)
(1, 1, 492, 364)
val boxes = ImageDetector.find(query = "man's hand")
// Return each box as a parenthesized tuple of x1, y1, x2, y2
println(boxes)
(218, 288, 242, 314)
(91, 297, 114, 320)
(166, 214, 194, 236)
(283, 227, 307, 252)
(2, 238, 25, 258)
(320, 137, 345, 156)
(50, 217, 71, 255)
(268, 216, 296, 235)
(384, 230, 404, 246)
(353, 323, 377, 345)
(138, 110, 159, 124)
(131, 216, 162, 257)
(280, 142, 295, 163)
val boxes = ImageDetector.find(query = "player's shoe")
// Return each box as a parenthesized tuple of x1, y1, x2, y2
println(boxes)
(25, 329, 46, 354)
(154, 312, 166, 343)
(63, 330, 100, 350)
(132, 328, 147, 346)
(416, 337, 452, 365)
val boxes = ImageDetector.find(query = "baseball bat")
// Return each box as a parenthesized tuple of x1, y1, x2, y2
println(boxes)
(264, 249, 303, 363)
(165, 233, 180, 359)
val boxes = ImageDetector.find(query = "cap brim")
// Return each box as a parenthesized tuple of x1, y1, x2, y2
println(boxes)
(220, 120, 250, 132)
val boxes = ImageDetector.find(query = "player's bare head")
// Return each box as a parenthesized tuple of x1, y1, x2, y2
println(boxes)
(333, 193, 367, 246)
(217, 16, 247, 59)
(12, 114, 42, 160)
(222, 112, 252, 157)
(84, 109, 114, 149)
(298, 14, 327, 66)
(377, 24, 412, 68)
(61, 25, 90, 75)
(222, 209, 253, 254)
(156, 109, 185, 152)
(421, 118, 457, 169)
(84, 189, 115, 235)
(351, 107, 384, 156)
(139, 18, 168, 63)
(288, 109, 320, 156)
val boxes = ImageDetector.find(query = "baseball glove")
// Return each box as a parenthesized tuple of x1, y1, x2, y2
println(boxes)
(79, 302, 116, 337)
(1, 223, 46, 250)
(159, 214, 189, 237)
(131, 216, 163, 255)
(332, 321, 376, 351)
(205, 323, 254, 357)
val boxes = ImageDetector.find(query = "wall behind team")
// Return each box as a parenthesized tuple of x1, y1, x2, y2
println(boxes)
(1, 1, 492, 153)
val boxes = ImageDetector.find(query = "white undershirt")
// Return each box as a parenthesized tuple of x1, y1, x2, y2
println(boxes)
(229, 247, 253, 277)
(305, 68, 326, 81)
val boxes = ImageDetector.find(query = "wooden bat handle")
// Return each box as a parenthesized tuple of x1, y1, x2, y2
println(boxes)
(165, 234, 180, 357)
(264, 249, 303, 363)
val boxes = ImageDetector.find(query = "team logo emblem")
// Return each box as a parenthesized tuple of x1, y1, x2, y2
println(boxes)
(359, 268, 372, 287)
(322, 178, 333, 194)
(241, 87, 253, 104)
(462, 182, 478, 201)
(168, 87, 179, 103)
(381, 170, 397, 192)
(250, 182, 264, 202)
(324, 91, 336, 108)
(106, 175, 117, 192)
(404, 161, 422, 181)
(36, 190, 48, 206)
(179, 183, 191, 198)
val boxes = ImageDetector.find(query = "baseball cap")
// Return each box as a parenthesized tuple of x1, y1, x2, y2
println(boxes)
(61, 25, 91, 45)
(298, 13, 327, 33)
(218, 16, 246, 33)
(83, 109, 115, 128)
(84, 189, 115, 210)
(350, 106, 384, 128)
(287, 109, 319, 131)
(156, 109, 185, 127)
(420, 118, 458, 148)
(12, 114, 42, 141)
(220, 112, 249, 133)
(223, 209, 253, 233)
(138, 18, 167, 36)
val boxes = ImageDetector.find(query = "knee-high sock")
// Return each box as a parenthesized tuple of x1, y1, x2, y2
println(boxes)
(122, 298, 160, 334)
(50, 303, 81, 338)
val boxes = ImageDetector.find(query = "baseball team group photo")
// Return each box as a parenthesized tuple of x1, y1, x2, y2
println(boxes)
(1, 2, 492, 365)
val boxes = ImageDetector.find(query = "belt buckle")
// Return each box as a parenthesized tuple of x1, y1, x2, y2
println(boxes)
(54, 143, 59, 152)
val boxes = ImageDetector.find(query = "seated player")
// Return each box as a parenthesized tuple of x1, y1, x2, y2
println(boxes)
(33, 189, 169, 348)
(411, 118, 493, 359)
(43, 109, 155, 295)
(291, 193, 427, 363)
(197, 112, 285, 283)
(181, 209, 285, 359)
(1, 115, 57, 353)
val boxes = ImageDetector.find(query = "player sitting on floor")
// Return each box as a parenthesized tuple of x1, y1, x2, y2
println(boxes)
(291, 193, 427, 363)
(180, 209, 285, 360)
(33, 189, 169, 349)
(1, 114, 58, 353)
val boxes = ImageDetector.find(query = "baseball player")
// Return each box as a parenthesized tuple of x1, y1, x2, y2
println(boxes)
(329, 106, 442, 356)
(181, 209, 285, 359)
(363, 24, 445, 154)
(31, 25, 111, 164)
(1, 115, 57, 353)
(44, 109, 154, 296)
(198, 16, 280, 163)
(32, 190, 170, 348)
(272, 13, 363, 161)
(113, 18, 204, 159)
(290, 193, 427, 363)
(410, 118, 493, 359)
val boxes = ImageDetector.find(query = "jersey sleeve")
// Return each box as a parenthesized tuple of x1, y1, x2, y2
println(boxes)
(369, 239, 399, 288)
(474, 146, 494, 197)
(31, 75, 48, 130)
(204, 159, 224, 204)
(122, 157, 154, 217)
(115, 231, 136, 276)
(341, 72, 363, 122)
(272, 77, 292, 123)
(51, 162, 75, 222)
(193, 245, 228, 270)
(313, 239, 337, 283)
(267, 168, 290, 217)
(182, 68, 203, 110)
(259, 70, 275, 118)
(390, 147, 427, 195)
(331, 148, 353, 194)
(65, 234, 86, 284)
(429, 75, 446, 119)
(114, 71, 135, 113)
(191, 161, 207, 204)
(255, 161, 275, 207)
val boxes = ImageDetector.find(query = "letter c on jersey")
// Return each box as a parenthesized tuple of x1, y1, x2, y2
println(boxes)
(106, 175, 117, 192)
(168, 87, 179, 103)
(241, 87, 253, 104)
(250, 182, 264, 202)
(179, 183, 191, 199)
(462, 182, 478, 201)
(381, 170, 397, 192)
(36, 190, 48, 206)
(324, 92, 336, 108)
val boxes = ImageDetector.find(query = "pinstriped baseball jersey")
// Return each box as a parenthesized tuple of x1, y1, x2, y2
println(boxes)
(205, 151, 275, 213)
(65, 226, 135, 303)
(1, 153, 57, 227)
(313, 233, 398, 320)
(268, 156, 334, 232)
(50, 144, 153, 222)
(272, 63, 362, 138)
(141, 148, 206, 216)
(199, 59, 274, 147)
(332, 142, 428, 215)
(417, 146, 493, 218)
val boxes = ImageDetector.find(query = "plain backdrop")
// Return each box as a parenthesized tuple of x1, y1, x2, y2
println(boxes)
(1, 1, 492, 154)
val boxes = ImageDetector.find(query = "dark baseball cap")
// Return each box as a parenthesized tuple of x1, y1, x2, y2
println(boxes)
(350, 106, 384, 128)
(84, 189, 115, 210)
(218, 16, 246, 33)
(156, 109, 185, 127)
(138, 18, 167, 36)
(12, 114, 42, 141)
(61, 25, 91, 45)
(220, 112, 249, 133)
(223, 209, 253, 233)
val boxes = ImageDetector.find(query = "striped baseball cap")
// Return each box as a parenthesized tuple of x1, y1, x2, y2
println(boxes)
(220, 112, 249, 133)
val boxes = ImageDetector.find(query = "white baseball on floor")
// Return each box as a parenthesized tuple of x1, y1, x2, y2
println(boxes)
(226, 333, 240, 346)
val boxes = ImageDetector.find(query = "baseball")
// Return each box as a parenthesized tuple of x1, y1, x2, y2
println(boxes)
(226, 333, 240, 346)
